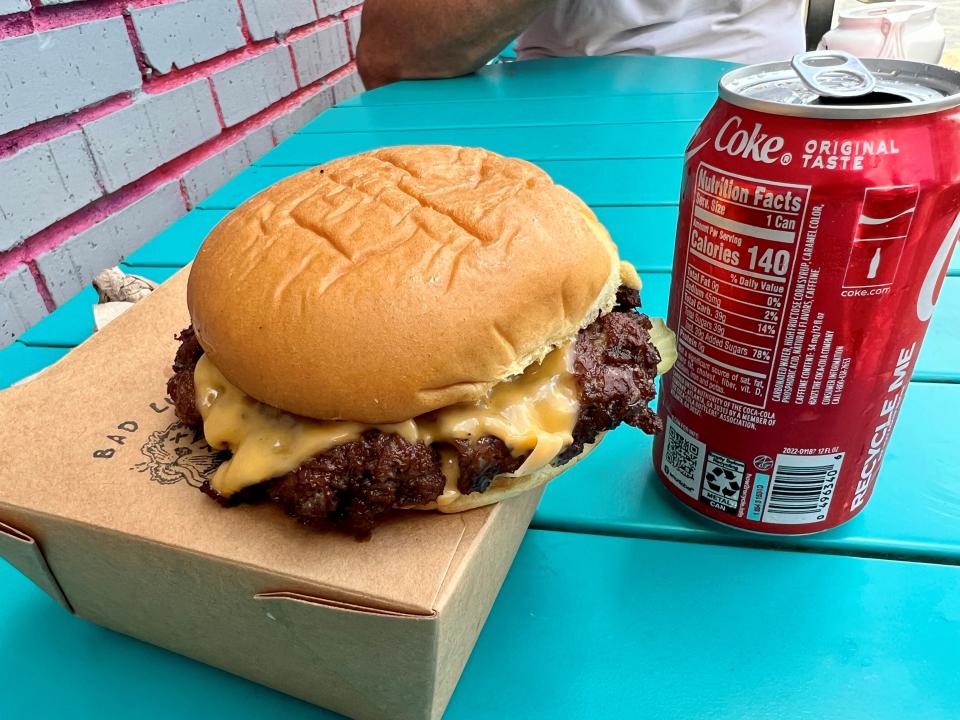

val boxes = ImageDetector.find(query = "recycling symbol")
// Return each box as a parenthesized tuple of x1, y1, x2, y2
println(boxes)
(705, 464, 741, 497)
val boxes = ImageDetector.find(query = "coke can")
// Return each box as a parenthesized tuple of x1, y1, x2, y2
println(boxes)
(653, 51, 960, 533)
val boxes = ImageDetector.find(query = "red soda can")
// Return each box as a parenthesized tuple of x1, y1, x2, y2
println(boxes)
(653, 52, 960, 533)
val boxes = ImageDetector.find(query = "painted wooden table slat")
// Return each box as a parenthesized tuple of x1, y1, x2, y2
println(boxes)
(123, 210, 229, 268)
(0, 344, 69, 390)
(307, 93, 717, 133)
(18, 266, 181, 348)
(450, 529, 960, 720)
(3, 529, 958, 720)
(216, 157, 685, 206)
(533, 381, 960, 561)
(337, 56, 736, 106)
(257, 122, 701, 164)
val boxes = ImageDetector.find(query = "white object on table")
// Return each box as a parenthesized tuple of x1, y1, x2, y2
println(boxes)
(92, 301, 137, 331)
(91, 267, 158, 331)
(819, 2, 945, 64)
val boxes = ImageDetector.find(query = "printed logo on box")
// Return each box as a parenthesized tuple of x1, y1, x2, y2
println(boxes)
(843, 185, 919, 289)
(132, 421, 225, 488)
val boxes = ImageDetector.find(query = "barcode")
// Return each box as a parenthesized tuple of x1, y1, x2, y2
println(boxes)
(761, 452, 845, 525)
(662, 418, 705, 499)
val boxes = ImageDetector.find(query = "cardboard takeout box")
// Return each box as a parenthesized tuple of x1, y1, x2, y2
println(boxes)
(0, 269, 540, 720)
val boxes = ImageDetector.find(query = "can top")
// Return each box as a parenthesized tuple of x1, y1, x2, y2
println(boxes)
(720, 52, 960, 119)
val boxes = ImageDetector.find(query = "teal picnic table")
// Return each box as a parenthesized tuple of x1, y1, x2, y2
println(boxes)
(3, 56, 960, 719)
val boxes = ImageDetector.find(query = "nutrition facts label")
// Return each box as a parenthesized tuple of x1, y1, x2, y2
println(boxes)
(674, 163, 810, 410)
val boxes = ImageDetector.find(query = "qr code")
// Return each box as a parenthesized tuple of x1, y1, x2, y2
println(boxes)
(662, 418, 705, 498)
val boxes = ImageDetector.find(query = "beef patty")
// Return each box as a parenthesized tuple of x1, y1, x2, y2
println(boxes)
(167, 285, 662, 537)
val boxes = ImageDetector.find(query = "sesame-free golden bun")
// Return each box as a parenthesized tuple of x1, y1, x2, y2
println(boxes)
(187, 145, 621, 423)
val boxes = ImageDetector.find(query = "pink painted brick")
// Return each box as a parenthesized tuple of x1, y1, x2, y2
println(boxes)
(290, 21, 351, 86)
(181, 141, 251, 207)
(271, 86, 333, 141)
(0, 265, 48, 349)
(0, 19, 141, 136)
(0, 0, 29, 15)
(240, 0, 316, 41)
(83, 79, 221, 192)
(315, 0, 359, 16)
(35, 182, 186, 306)
(0, 131, 103, 252)
(346, 12, 360, 54)
(0, 0, 368, 343)
(181, 125, 274, 206)
(211, 46, 297, 126)
(244, 124, 276, 160)
(129, 0, 246, 74)
(332, 70, 364, 104)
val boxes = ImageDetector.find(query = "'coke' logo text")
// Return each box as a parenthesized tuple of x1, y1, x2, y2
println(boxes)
(715, 116, 785, 164)
(917, 209, 960, 322)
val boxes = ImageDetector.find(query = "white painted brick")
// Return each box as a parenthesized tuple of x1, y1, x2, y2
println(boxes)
(0, 132, 103, 252)
(182, 141, 251, 207)
(130, 0, 246, 74)
(291, 21, 350, 86)
(240, 0, 316, 41)
(271, 87, 333, 141)
(0, 19, 141, 136)
(36, 183, 185, 305)
(211, 47, 297, 126)
(331, 71, 364, 104)
(0, 0, 29, 15)
(181, 124, 276, 206)
(0, 266, 48, 349)
(244, 124, 275, 160)
(315, 0, 358, 16)
(83, 80, 220, 192)
(346, 12, 360, 54)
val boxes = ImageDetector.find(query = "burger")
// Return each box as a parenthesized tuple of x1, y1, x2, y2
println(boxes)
(167, 145, 676, 537)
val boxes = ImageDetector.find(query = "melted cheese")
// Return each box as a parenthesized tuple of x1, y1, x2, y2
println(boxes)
(436, 447, 462, 508)
(194, 343, 580, 498)
(619, 260, 642, 291)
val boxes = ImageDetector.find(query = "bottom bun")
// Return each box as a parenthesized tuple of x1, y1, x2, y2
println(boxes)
(411, 437, 603, 514)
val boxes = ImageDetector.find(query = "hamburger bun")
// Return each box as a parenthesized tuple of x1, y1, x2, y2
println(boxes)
(187, 145, 620, 424)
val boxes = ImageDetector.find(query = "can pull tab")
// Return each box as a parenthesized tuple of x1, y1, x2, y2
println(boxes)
(791, 51, 877, 98)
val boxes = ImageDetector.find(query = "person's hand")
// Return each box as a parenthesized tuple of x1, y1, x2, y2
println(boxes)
(357, 0, 553, 89)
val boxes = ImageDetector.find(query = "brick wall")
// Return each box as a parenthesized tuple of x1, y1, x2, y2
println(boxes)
(0, 0, 364, 347)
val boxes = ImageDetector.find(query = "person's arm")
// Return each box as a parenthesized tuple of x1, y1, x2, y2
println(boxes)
(357, 0, 553, 89)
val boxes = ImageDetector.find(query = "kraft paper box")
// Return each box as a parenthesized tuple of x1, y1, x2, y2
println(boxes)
(0, 269, 541, 720)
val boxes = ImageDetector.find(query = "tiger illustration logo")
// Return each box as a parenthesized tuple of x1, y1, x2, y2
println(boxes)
(132, 421, 224, 487)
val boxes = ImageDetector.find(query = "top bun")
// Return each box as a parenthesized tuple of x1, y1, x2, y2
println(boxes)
(188, 145, 620, 423)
